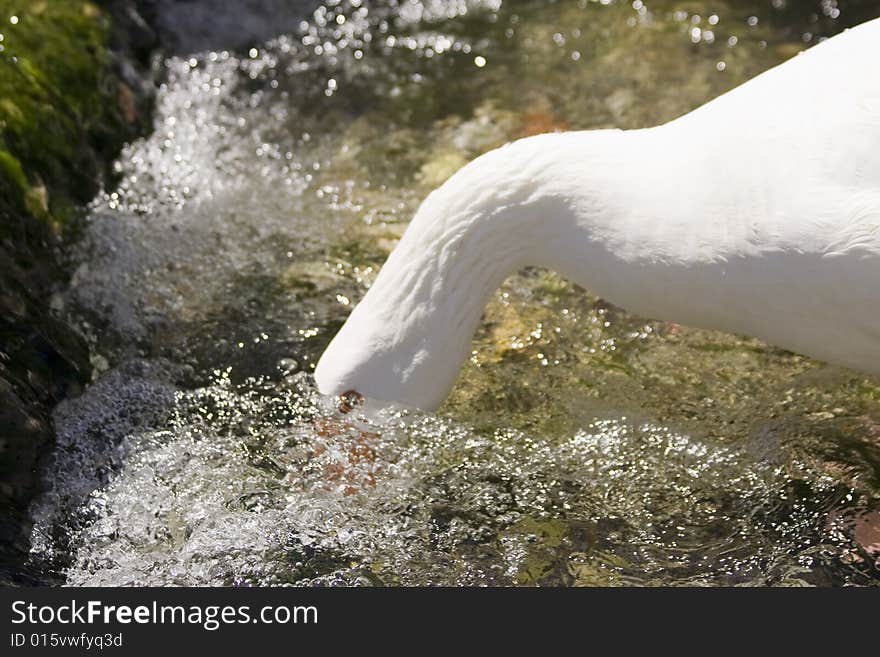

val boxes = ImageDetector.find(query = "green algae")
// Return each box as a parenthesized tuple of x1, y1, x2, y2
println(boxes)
(0, 0, 143, 232)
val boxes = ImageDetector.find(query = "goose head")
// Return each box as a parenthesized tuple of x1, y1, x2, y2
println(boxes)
(313, 301, 461, 412)
(314, 132, 613, 411)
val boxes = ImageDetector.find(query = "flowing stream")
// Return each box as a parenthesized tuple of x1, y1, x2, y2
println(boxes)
(28, 0, 880, 586)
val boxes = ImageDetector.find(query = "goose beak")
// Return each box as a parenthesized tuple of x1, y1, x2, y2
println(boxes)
(337, 389, 365, 414)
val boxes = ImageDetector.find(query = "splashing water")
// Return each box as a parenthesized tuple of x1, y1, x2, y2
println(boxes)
(29, 0, 880, 585)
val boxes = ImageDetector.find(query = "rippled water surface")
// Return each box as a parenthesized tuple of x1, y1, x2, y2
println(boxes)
(29, 0, 880, 585)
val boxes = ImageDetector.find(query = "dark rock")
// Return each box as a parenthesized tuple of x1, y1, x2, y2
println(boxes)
(0, 0, 156, 583)
(135, 0, 320, 55)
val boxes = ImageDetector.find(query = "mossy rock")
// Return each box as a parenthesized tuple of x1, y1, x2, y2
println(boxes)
(0, 0, 155, 582)
(0, 0, 151, 235)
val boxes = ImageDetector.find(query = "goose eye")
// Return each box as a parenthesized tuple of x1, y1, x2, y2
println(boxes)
(338, 389, 364, 414)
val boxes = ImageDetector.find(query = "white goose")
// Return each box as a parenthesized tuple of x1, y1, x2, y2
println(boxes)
(316, 18, 880, 411)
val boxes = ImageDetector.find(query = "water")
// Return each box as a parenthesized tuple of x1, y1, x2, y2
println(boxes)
(28, 0, 880, 585)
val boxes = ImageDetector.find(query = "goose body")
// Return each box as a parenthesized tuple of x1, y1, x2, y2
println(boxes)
(315, 18, 880, 411)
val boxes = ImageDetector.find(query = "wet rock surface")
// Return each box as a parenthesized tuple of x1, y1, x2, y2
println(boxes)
(136, 0, 321, 54)
(0, 0, 155, 583)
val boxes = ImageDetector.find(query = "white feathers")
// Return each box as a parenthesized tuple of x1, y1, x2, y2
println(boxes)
(315, 18, 880, 411)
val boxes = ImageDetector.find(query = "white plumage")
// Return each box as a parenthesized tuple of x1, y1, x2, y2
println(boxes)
(316, 18, 880, 411)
